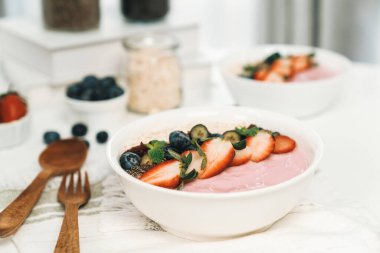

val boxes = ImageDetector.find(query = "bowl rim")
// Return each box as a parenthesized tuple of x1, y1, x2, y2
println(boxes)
(218, 44, 352, 87)
(0, 111, 30, 128)
(107, 105, 324, 199)
(65, 89, 127, 106)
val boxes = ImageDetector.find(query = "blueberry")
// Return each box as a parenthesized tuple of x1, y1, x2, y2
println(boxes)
(71, 123, 88, 137)
(107, 86, 124, 99)
(119, 151, 141, 171)
(169, 131, 192, 152)
(66, 84, 82, 99)
(79, 88, 94, 101)
(96, 131, 108, 144)
(93, 87, 107, 101)
(83, 140, 90, 148)
(100, 76, 116, 89)
(43, 131, 60, 144)
(82, 75, 98, 89)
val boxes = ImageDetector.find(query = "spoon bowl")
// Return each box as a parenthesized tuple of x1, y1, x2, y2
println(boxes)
(0, 138, 87, 237)
(39, 138, 88, 176)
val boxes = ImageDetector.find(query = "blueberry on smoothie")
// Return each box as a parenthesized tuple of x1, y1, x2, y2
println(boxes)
(120, 152, 141, 171)
(169, 131, 192, 152)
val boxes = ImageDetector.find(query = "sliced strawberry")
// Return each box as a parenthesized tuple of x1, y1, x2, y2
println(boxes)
(273, 135, 296, 154)
(271, 58, 292, 77)
(264, 71, 285, 82)
(246, 131, 275, 162)
(139, 160, 180, 188)
(182, 150, 203, 174)
(291, 55, 312, 73)
(230, 147, 252, 166)
(254, 68, 269, 81)
(199, 138, 235, 179)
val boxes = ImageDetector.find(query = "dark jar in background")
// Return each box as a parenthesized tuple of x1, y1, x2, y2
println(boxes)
(121, 0, 169, 21)
(43, 0, 100, 31)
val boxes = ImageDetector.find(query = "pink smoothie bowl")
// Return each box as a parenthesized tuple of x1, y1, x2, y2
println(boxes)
(106, 106, 323, 241)
(218, 45, 352, 118)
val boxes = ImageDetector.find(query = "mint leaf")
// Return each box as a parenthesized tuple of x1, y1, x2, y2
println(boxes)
(235, 126, 260, 137)
(147, 148, 165, 164)
(149, 140, 166, 149)
(146, 140, 167, 164)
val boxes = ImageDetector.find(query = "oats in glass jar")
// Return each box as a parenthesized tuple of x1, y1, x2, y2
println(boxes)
(123, 34, 182, 114)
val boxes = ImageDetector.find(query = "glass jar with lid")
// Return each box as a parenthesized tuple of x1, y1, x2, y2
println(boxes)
(123, 33, 182, 114)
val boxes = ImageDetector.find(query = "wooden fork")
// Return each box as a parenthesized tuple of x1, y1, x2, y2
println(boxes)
(54, 172, 91, 253)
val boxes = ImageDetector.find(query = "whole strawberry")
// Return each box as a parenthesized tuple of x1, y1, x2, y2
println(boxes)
(0, 92, 27, 123)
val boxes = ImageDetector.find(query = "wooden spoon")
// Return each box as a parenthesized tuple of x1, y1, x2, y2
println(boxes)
(0, 138, 87, 238)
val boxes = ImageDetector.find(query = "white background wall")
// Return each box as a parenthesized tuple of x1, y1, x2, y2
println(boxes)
(1, 0, 380, 63)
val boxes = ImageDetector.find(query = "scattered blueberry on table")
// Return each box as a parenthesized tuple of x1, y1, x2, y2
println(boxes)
(96, 131, 108, 144)
(43, 131, 60, 144)
(119, 151, 141, 171)
(72, 123, 88, 137)
(83, 140, 90, 148)
(43, 122, 109, 148)
(66, 75, 124, 101)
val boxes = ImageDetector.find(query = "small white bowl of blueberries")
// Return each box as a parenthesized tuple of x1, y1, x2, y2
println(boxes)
(65, 75, 127, 129)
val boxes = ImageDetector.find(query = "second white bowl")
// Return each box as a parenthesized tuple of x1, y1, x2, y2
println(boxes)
(219, 45, 351, 117)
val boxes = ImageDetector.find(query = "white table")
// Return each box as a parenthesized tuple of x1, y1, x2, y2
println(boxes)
(0, 60, 379, 252)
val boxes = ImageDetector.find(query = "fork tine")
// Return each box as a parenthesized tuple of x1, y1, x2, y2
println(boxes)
(84, 172, 91, 197)
(77, 171, 82, 193)
(68, 173, 74, 194)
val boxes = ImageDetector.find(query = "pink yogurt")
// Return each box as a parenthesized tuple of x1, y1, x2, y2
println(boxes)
(182, 148, 309, 193)
(290, 66, 338, 82)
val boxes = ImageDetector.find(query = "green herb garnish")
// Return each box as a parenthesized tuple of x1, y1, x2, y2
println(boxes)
(168, 149, 200, 190)
(232, 139, 246, 150)
(146, 140, 167, 164)
(235, 126, 260, 137)
(192, 140, 207, 170)
(264, 52, 281, 65)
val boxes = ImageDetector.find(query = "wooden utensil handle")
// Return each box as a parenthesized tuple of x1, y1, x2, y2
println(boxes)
(0, 170, 51, 237)
(55, 204, 80, 253)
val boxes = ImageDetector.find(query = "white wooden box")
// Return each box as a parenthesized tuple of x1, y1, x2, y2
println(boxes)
(0, 17, 199, 86)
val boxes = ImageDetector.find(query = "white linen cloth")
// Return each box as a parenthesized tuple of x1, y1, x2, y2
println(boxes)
(1, 65, 380, 252)
(1, 171, 379, 253)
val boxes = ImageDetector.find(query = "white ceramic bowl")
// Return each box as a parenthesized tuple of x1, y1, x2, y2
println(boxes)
(0, 113, 31, 149)
(218, 45, 351, 117)
(65, 91, 128, 131)
(107, 106, 323, 241)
